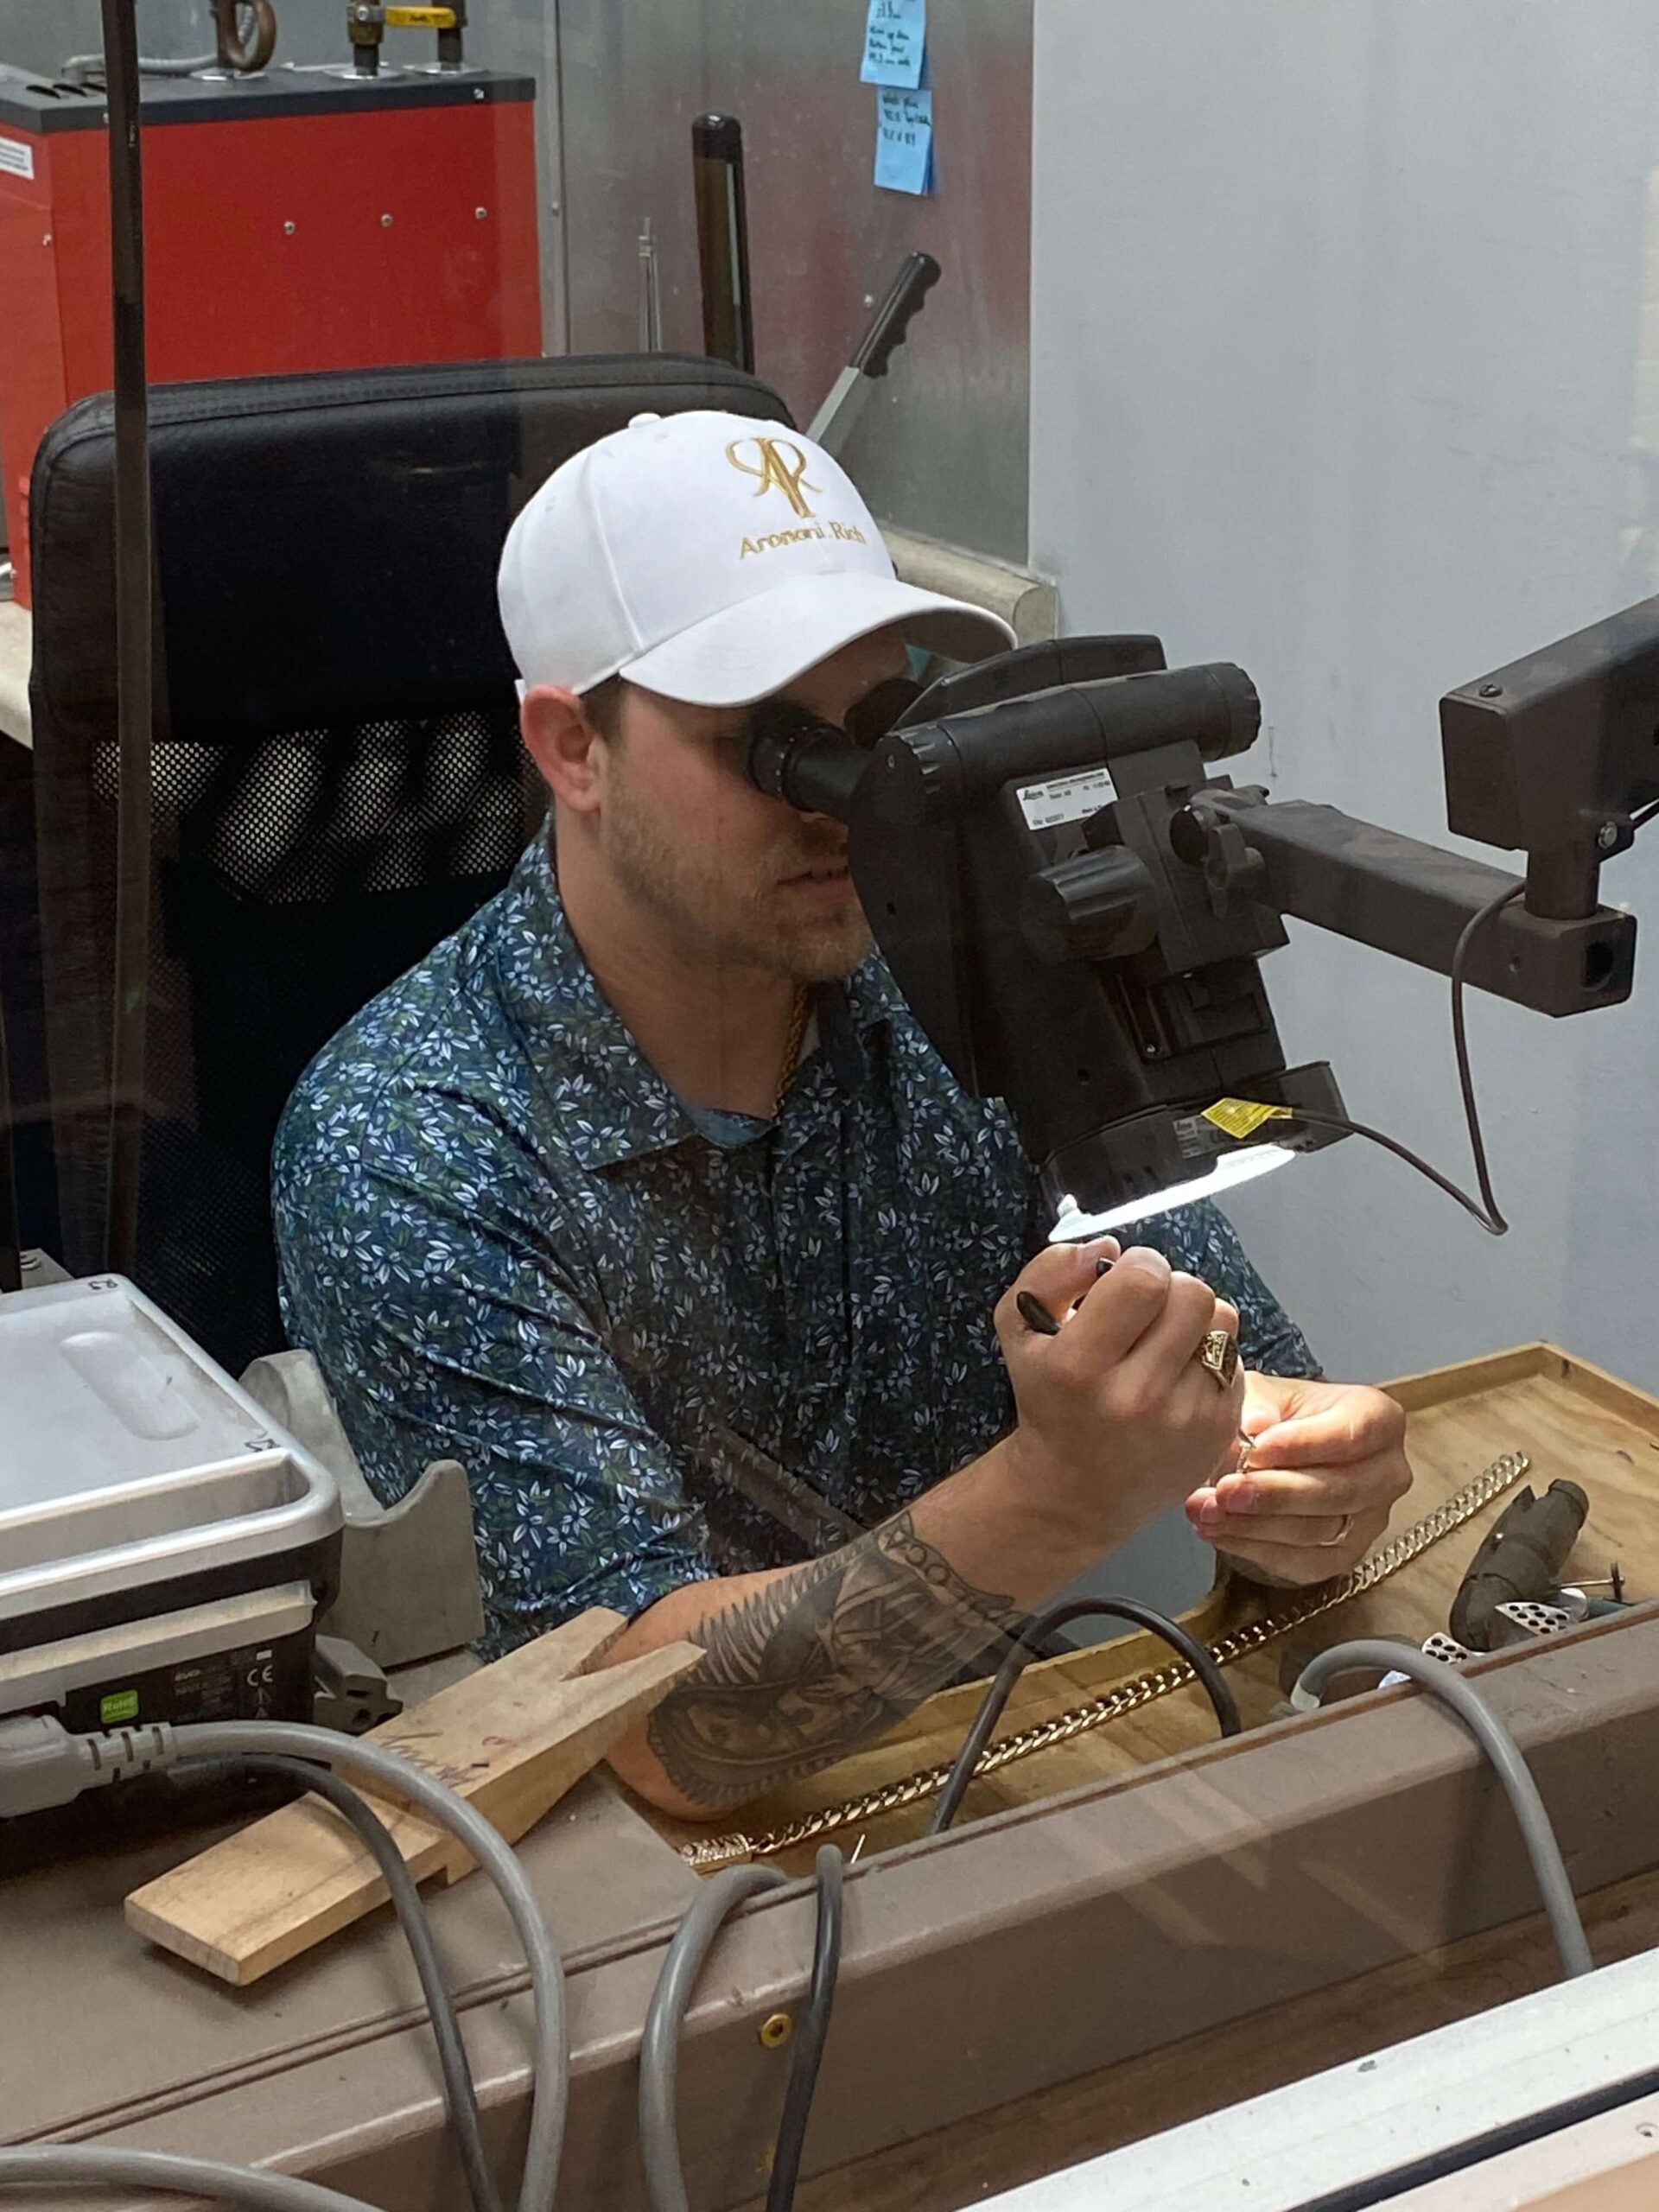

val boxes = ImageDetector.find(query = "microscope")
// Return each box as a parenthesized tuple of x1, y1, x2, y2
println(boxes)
(747, 598, 1654, 1238)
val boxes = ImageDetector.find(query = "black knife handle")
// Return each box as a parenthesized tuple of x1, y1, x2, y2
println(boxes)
(851, 250, 941, 379)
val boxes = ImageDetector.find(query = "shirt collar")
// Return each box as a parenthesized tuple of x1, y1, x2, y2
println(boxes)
(491, 837, 898, 1172)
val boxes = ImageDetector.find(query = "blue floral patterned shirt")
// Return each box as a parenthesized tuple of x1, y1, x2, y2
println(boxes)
(273, 838, 1317, 1656)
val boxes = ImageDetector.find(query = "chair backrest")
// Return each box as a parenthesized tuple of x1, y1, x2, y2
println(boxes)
(29, 354, 789, 1373)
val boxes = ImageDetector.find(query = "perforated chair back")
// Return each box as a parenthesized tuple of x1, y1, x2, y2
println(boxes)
(29, 356, 788, 1371)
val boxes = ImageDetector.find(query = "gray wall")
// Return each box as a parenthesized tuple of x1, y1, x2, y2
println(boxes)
(1030, 0, 1659, 1392)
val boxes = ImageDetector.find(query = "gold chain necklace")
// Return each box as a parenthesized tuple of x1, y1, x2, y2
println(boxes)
(772, 986, 810, 1120)
(680, 1451, 1530, 1869)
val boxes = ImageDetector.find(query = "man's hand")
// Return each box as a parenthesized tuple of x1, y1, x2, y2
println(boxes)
(602, 1240, 1252, 1818)
(996, 1239, 1245, 1541)
(1184, 1373, 1412, 1584)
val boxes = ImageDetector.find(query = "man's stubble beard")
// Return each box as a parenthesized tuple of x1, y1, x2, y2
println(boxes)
(602, 784, 874, 985)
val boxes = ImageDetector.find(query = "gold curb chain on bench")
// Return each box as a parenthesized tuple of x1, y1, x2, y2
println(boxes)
(679, 1451, 1530, 1870)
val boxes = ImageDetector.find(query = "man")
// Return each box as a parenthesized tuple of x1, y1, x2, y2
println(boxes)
(274, 410, 1409, 1820)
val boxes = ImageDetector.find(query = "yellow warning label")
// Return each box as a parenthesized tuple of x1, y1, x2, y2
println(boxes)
(1202, 1097, 1294, 1141)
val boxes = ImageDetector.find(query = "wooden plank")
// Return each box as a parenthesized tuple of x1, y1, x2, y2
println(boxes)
(1539, 1343, 1659, 1429)
(647, 1341, 1659, 1870)
(126, 1610, 703, 1985)
(1384, 1339, 1553, 1413)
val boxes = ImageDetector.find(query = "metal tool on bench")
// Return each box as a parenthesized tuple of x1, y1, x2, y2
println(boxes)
(1398, 1478, 1629, 1673)
(1450, 1477, 1589, 1651)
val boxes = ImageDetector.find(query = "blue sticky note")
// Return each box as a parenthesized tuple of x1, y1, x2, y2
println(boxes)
(861, 0, 926, 90)
(874, 87, 933, 196)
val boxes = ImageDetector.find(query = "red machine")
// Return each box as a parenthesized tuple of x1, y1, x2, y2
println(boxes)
(0, 60, 541, 602)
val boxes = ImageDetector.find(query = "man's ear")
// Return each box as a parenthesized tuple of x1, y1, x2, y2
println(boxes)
(522, 686, 607, 814)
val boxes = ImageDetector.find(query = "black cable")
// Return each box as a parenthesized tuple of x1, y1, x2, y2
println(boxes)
(181, 1755, 505, 2212)
(1277, 1104, 1505, 1236)
(764, 1847, 844, 2212)
(1250, 880, 1525, 1239)
(1446, 881, 1525, 1230)
(99, 0, 156, 1277)
(928, 1597, 1242, 1836)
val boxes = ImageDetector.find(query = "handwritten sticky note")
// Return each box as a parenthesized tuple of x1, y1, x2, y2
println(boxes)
(875, 88, 933, 195)
(861, 0, 926, 90)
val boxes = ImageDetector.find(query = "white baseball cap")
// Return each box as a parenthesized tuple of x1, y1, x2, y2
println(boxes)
(498, 409, 1016, 707)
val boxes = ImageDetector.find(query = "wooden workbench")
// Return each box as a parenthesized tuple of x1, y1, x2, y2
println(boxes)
(650, 1342, 1659, 1873)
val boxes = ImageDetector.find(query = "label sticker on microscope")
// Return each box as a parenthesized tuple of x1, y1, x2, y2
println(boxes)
(1202, 1097, 1293, 1141)
(1016, 765, 1116, 831)
(0, 137, 35, 182)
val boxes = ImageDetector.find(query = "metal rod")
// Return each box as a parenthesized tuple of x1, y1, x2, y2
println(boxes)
(99, 0, 154, 1278)
(638, 216, 663, 352)
(1209, 792, 1636, 1018)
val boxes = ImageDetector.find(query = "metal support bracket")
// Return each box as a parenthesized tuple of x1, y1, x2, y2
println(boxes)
(239, 1349, 485, 1669)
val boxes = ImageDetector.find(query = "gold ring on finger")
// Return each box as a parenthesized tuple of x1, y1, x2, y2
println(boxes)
(1196, 1328, 1240, 1390)
(1319, 1510, 1355, 1549)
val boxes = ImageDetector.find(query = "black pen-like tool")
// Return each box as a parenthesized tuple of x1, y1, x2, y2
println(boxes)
(1017, 1258, 1114, 1336)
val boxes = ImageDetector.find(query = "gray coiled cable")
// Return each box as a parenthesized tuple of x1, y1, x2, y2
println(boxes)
(0, 1719, 566, 2212)
(639, 1864, 790, 2212)
(1294, 1639, 1592, 1979)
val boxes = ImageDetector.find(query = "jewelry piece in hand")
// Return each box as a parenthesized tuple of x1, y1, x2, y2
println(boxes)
(1196, 1328, 1240, 1389)
(1319, 1510, 1356, 1549)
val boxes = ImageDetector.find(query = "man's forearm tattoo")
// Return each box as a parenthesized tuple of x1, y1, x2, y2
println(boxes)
(645, 1512, 1018, 1813)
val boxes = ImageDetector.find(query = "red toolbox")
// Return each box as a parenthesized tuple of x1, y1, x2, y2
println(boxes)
(0, 61, 541, 602)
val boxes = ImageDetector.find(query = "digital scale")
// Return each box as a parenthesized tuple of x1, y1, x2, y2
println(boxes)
(0, 1274, 340, 1738)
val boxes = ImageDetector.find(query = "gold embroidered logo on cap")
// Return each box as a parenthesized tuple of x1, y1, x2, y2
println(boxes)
(726, 435, 821, 518)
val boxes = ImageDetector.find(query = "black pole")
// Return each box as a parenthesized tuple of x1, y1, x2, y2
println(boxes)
(99, 0, 154, 1279)
(692, 114, 754, 372)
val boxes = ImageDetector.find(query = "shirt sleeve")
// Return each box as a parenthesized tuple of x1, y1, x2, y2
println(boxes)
(1138, 1201, 1321, 1378)
(273, 1090, 715, 1657)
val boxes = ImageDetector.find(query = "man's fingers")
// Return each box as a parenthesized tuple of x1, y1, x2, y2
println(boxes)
(1192, 1505, 1355, 1550)
(1048, 1245, 1180, 1367)
(1209, 1505, 1390, 1585)
(995, 1238, 1120, 1341)
(1247, 1390, 1407, 1469)
(1116, 1274, 1230, 1393)
(1207, 1467, 1368, 1518)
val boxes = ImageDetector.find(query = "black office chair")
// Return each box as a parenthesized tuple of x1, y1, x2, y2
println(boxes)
(29, 355, 788, 1373)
